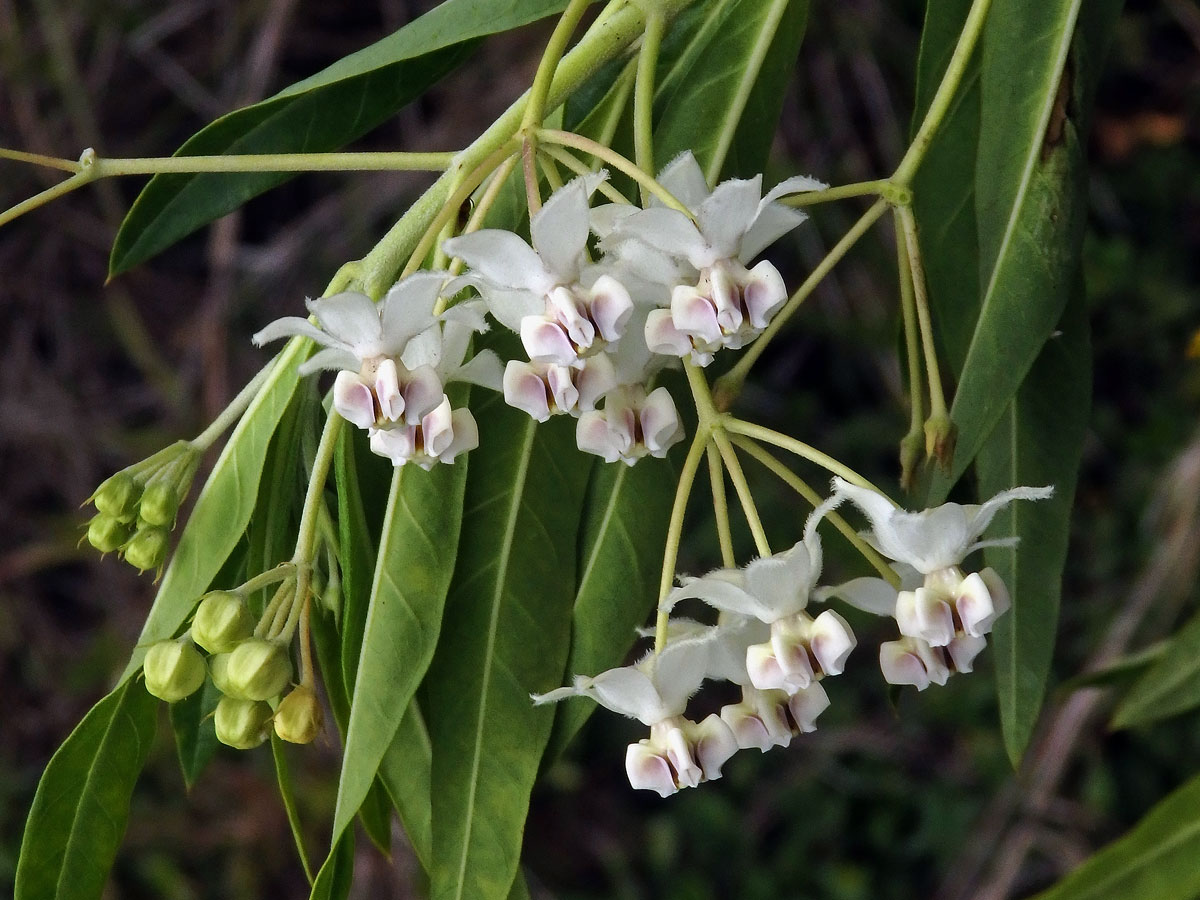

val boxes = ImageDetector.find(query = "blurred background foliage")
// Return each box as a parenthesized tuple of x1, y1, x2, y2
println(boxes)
(1, 0, 1198, 897)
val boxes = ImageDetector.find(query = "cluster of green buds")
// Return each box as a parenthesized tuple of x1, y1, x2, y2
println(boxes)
(142, 565, 324, 750)
(84, 440, 201, 574)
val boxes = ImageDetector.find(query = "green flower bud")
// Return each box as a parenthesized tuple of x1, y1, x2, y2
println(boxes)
(208, 652, 237, 696)
(87, 513, 132, 554)
(924, 412, 958, 474)
(139, 480, 180, 528)
(274, 685, 323, 744)
(213, 697, 273, 750)
(143, 639, 206, 702)
(124, 526, 169, 573)
(92, 471, 140, 517)
(225, 638, 292, 701)
(191, 591, 254, 654)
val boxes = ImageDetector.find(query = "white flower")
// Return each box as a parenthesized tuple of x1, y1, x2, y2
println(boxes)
(663, 496, 856, 695)
(575, 384, 684, 465)
(719, 683, 830, 752)
(443, 174, 634, 366)
(502, 354, 616, 422)
(532, 635, 737, 796)
(602, 152, 825, 364)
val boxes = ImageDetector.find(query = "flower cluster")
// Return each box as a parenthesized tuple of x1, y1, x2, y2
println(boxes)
(535, 482, 1050, 796)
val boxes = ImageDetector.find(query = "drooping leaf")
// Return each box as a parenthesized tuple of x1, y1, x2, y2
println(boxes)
(654, 0, 809, 181)
(1113, 608, 1200, 729)
(1028, 773, 1200, 900)
(328, 457, 468, 849)
(120, 341, 306, 682)
(379, 703, 435, 870)
(15, 682, 157, 900)
(272, 735, 316, 884)
(169, 676, 222, 789)
(109, 0, 575, 275)
(549, 455, 675, 754)
(977, 282, 1091, 765)
(425, 401, 591, 900)
(309, 830, 355, 900)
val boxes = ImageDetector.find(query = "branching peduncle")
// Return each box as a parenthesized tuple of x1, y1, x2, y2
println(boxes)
(707, 444, 736, 568)
(713, 430, 771, 557)
(634, 10, 665, 202)
(895, 208, 927, 490)
(654, 428, 710, 654)
(896, 205, 949, 427)
(191, 360, 275, 452)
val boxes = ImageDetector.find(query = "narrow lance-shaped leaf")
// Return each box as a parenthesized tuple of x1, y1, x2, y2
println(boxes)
(977, 281, 1090, 765)
(110, 0, 575, 274)
(308, 830, 355, 900)
(378, 703, 435, 870)
(1112, 608, 1200, 729)
(15, 682, 157, 900)
(120, 339, 306, 682)
(425, 402, 591, 900)
(1028, 773, 1200, 900)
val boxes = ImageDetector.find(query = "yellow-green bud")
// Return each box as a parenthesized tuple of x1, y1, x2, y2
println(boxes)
(213, 697, 272, 750)
(274, 685, 323, 744)
(124, 526, 169, 572)
(143, 639, 206, 702)
(92, 471, 140, 517)
(87, 513, 132, 554)
(924, 412, 958, 474)
(191, 591, 253, 654)
(225, 638, 292, 701)
(139, 480, 180, 528)
(208, 652, 237, 696)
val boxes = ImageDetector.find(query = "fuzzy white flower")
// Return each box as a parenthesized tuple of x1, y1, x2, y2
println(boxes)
(575, 384, 684, 465)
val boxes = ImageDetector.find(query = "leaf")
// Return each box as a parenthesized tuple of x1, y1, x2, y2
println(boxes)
(425, 401, 591, 900)
(109, 0, 574, 275)
(977, 280, 1091, 765)
(15, 681, 157, 900)
(1028, 773, 1200, 900)
(1057, 641, 1167, 696)
(169, 676, 221, 789)
(1113, 609, 1200, 729)
(378, 703, 435, 870)
(328, 458, 468, 848)
(927, 0, 1092, 500)
(549, 455, 676, 754)
(272, 735, 316, 883)
(309, 830, 355, 900)
(334, 421, 377, 697)
(654, 0, 809, 181)
(119, 340, 306, 682)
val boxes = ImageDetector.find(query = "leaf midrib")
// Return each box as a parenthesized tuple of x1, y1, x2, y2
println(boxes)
(451, 417, 537, 900)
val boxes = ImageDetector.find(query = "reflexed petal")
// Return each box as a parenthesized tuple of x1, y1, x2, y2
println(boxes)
(252, 316, 330, 349)
(503, 361, 552, 422)
(373, 359, 405, 422)
(578, 666, 666, 723)
(656, 151, 710, 209)
(650, 638, 712, 715)
(378, 272, 441, 355)
(645, 308, 694, 358)
(531, 176, 595, 282)
(640, 386, 684, 455)
(521, 317, 578, 365)
(814, 576, 898, 617)
(333, 372, 377, 430)
(697, 176, 762, 261)
(439, 408, 479, 463)
(809, 609, 856, 675)
(308, 292, 381, 349)
(300, 346, 360, 374)
(740, 202, 805, 263)
(590, 202, 639, 239)
(575, 354, 617, 411)
(588, 274, 634, 342)
(787, 681, 830, 733)
(947, 634, 988, 672)
(481, 287, 546, 333)
(442, 230, 553, 293)
(402, 365, 445, 423)
(966, 485, 1054, 547)
(626, 742, 677, 797)
(452, 349, 504, 392)
(743, 260, 788, 328)
(612, 207, 707, 263)
(743, 550, 810, 619)
(686, 714, 739, 780)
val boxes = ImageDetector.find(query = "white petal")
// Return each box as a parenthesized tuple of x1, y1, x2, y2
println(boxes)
(252, 316, 330, 349)
(965, 485, 1055, 546)
(378, 272, 441, 356)
(300, 346, 361, 375)
(583, 666, 667, 724)
(685, 714, 739, 780)
(443, 230, 553, 293)
(481, 288, 546, 333)
(590, 202, 639, 239)
(655, 151, 710, 209)
(451, 349, 504, 392)
(400, 326, 443, 371)
(503, 361, 552, 422)
(402, 365, 445, 423)
(809, 609, 856, 676)
(588, 275, 634, 342)
(742, 260, 788, 329)
(308, 292, 381, 350)
(626, 741, 677, 797)
(373, 358, 405, 422)
(639, 387, 684, 456)
(697, 176, 762, 260)
(530, 177, 593, 282)
(439, 408, 479, 463)
(333, 372, 377, 430)
(814, 576, 898, 617)
(739, 202, 805, 262)
(744, 545, 815, 619)
(612, 207, 708, 264)
(649, 638, 711, 715)
(787, 681, 830, 733)
(521, 317, 578, 365)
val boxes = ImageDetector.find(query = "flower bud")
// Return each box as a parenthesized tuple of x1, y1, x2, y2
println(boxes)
(924, 412, 958, 473)
(124, 525, 169, 572)
(208, 652, 236, 696)
(191, 591, 253, 654)
(274, 685, 323, 744)
(225, 638, 292, 701)
(92, 471, 140, 517)
(143, 639, 206, 702)
(86, 513, 132, 554)
(214, 697, 273, 750)
(139, 480, 180, 528)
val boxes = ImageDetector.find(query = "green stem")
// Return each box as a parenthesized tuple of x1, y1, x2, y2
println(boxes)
(731, 435, 900, 588)
(240, 564, 296, 597)
(523, 138, 543, 215)
(521, 0, 595, 132)
(538, 152, 566, 193)
(190, 360, 274, 452)
(541, 145, 633, 204)
(892, 0, 994, 185)
(707, 443, 736, 567)
(538, 129, 693, 216)
(0, 147, 78, 171)
(715, 198, 888, 406)
(256, 581, 294, 640)
(782, 179, 894, 208)
(724, 418, 895, 503)
(654, 429, 710, 653)
(439, 153, 522, 288)
(896, 204, 947, 418)
(0, 168, 94, 228)
(712, 430, 771, 557)
(293, 413, 345, 564)
(895, 208, 925, 438)
(633, 10, 665, 200)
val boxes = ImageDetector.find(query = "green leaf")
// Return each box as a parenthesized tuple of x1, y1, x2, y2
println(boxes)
(1057, 641, 1167, 696)
(1028, 773, 1200, 900)
(425, 402, 591, 900)
(109, 0, 574, 275)
(549, 455, 676, 754)
(309, 830, 355, 900)
(334, 422, 377, 698)
(1113, 609, 1200, 729)
(169, 676, 221, 789)
(272, 734, 316, 883)
(927, 0, 1091, 500)
(119, 341, 306, 682)
(977, 281, 1091, 765)
(15, 681, 157, 900)
(329, 459, 468, 847)
(654, 0, 809, 182)
(379, 703, 435, 870)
